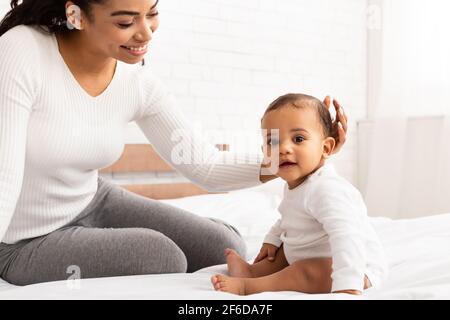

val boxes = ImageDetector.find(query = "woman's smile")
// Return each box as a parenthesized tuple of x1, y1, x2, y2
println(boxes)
(120, 44, 148, 56)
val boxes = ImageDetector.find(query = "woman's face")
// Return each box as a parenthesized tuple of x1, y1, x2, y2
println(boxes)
(80, 0, 160, 64)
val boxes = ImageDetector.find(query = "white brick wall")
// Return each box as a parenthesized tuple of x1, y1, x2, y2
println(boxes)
(0, 3, 9, 17)
(1, 0, 369, 186)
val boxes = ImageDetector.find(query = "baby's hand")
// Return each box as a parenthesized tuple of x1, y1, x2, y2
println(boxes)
(253, 243, 279, 263)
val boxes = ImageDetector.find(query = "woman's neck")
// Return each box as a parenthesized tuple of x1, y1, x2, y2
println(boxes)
(55, 32, 116, 77)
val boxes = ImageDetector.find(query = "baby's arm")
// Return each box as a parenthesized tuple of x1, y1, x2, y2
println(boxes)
(254, 220, 283, 263)
(306, 182, 368, 294)
(263, 219, 283, 247)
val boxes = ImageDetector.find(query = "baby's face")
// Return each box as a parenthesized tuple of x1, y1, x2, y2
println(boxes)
(261, 106, 333, 189)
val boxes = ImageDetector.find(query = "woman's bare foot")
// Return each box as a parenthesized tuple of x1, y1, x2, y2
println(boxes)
(211, 274, 246, 295)
(225, 248, 253, 278)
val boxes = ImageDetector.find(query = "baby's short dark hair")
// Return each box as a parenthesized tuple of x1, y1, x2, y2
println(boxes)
(263, 93, 333, 137)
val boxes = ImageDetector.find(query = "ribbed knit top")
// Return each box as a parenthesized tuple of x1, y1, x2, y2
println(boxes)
(0, 25, 262, 244)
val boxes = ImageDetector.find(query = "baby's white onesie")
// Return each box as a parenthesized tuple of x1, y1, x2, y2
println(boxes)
(264, 164, 388, 292)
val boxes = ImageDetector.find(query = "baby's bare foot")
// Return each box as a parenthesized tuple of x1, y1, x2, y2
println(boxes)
(211, 274, 246, 295)
(225, 248, 252, 278)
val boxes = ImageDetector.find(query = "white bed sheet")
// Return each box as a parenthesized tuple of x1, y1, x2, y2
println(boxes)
(1, 182, 450, 300)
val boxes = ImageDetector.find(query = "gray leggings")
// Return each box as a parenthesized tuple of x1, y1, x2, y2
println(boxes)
(0, 177, 246, 286)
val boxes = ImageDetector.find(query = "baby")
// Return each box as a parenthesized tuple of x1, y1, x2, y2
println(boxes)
(211, 93, 388, 295)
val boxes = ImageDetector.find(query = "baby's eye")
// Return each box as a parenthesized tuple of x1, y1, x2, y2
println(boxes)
(294, 136, 305, 143)
(267, 138, 279, 146)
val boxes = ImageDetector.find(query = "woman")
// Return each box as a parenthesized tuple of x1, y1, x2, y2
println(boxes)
(0, 0, 348, 286)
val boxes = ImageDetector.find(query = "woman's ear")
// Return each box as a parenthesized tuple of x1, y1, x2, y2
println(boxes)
(66, 2, 83, 30)
(322, 137, 336, 159)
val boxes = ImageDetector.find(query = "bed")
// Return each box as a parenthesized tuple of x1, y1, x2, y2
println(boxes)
(1, 145, 450, 300)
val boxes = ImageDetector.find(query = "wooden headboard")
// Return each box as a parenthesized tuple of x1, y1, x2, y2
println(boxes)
(100, 144, 229, 200)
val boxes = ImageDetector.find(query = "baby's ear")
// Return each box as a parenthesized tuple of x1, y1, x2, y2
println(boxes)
(322, 137, 336, 159)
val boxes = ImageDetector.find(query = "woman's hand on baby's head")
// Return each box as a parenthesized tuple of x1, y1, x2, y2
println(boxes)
(253, 243, 280, 263)
(323, 96, 348, 155)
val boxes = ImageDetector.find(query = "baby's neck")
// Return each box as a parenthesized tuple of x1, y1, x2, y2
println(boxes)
(287, 161, 326, 190)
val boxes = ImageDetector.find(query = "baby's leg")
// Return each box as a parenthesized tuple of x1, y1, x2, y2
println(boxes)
(212, 257, 334, 295)
(224, 245, 289, 278)
(214, 257, 372, 295)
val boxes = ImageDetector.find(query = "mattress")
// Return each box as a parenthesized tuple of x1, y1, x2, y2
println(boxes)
(1, 181, 450, 300)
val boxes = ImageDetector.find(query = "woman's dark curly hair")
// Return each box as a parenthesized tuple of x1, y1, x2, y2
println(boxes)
(0, 0, 106, 37)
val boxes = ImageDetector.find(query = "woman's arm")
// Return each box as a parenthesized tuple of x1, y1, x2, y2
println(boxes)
(0, 28, 37, 242)
(259, 162, 278, 183)
(135, 77, 264, 192)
